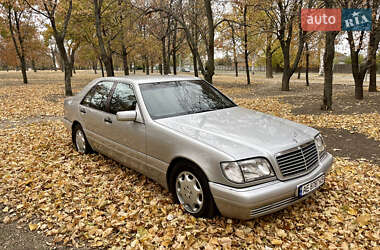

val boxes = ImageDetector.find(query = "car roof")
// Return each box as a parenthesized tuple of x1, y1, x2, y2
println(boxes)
(98, 75, 201, 85)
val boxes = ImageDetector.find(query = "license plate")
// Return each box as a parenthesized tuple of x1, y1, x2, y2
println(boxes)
(298, 175, 325, 197)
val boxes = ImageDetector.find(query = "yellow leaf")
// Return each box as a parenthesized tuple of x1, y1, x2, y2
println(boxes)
(347, 207, 357, 215)
(29, 223, 38, 231)
(356, 214, 371, 226)
(271, 239, 283, 245)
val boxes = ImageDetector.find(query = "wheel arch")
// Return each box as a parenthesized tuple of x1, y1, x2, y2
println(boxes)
(166, 156, 210, 192)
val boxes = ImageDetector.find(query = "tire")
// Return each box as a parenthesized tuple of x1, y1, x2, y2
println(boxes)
(72, 124, 92, 154)
(169, 161, 217, 218)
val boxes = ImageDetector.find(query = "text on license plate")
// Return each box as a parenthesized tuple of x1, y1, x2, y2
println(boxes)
(298, 175, 325, 197)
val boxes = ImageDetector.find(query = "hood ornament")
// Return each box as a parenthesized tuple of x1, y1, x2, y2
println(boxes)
(293, 131, 299, 143)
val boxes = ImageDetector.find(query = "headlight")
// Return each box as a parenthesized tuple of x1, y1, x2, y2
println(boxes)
(220, 162, 244, 183)
(315, 134, 326, 156)
(221, 158, 274, 183)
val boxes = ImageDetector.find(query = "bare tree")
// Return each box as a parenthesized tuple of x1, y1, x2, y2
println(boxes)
(262, 0, 310, 90)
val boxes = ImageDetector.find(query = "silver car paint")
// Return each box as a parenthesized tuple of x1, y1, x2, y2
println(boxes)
(63, 76, 333, 220)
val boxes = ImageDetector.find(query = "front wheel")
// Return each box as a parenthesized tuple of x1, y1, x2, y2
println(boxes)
(170, 162, 217, 218)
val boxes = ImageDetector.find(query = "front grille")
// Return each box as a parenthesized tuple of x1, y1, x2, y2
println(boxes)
(276, 141, 319, 177)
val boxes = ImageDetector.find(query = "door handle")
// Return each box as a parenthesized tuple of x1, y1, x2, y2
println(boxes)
(104, 117, 112, 124)
(80, 107, 86, 114)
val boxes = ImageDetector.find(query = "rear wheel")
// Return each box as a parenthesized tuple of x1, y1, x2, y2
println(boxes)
(72, 124, 92, 154)
(170, 161, 216, 218)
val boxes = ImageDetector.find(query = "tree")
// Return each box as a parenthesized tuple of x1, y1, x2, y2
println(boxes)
(321, 0, 339, 111)
(261, 0, 311, 90)
(368, 0, 380, 92)
(343, 0, 380, 99)
(146, 0, 227, 83)
(93, 0, 115, 77)
(0, 0, 31, 83)
(26, 0, 74, 96)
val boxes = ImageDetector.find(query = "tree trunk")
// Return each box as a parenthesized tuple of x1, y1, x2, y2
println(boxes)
(172, 23, 177, 75)
(321, 31, 338, 110)
(20, 57, 28, 83)
(229, 22, 238, 77)
(192, 50, 198, 77)
(162, 37, 169, 75)
(64, 64, 73, 95)
(7, 7, 28, 84)
(265, 34, 273, 79)
(203, 0, 215, 84)
(159, 63, 163, 75)
(93, 0, 114, 76)
(122, 45, 129, 75)
(243, 4, 250, 85)
(173, 50, 177, 75)
(167, 34, 171, 74)
(32, 60, 37, 72)
(93, 61, 97, 74)
(99, 58, 104, 77)
(297, 65, 301, 79)
(51, 47, 57, 71)
(369, 27, 378, 92)
(282, 70, 291, 91)
(54, 35, 73, 96)
(145, 56, 149, 75)
(306, 42, 310, 86)
(347, 31, 366, 100)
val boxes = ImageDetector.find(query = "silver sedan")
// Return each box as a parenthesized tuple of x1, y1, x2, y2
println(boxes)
(63, 76, 333, 220)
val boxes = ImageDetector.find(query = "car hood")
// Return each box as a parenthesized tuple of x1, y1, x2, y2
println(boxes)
(156, 107, 319, 160)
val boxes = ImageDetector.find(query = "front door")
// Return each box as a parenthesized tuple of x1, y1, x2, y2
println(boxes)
(103, 82, 146, 172)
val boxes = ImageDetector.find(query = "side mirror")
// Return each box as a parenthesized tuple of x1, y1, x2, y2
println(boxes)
(116, 110, 137, 121)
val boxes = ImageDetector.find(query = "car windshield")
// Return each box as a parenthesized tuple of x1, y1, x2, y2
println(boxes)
(139, 80, 237, 119)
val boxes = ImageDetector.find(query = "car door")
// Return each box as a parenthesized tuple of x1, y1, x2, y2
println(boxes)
(79, 80, 115, 153)
(104, 82, 147, 173)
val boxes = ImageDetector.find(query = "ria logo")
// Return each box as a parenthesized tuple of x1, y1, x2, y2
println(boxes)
(301, 8, 372, 31)
(342, 9, 372, 31)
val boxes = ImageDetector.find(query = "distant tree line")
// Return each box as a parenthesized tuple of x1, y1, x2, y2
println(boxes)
(0, 0, 378, 110)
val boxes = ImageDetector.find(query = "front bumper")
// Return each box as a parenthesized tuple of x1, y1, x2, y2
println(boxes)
(209, 153, 333, 220)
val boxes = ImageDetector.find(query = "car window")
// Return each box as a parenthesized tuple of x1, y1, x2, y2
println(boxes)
(88, 81, 114, 111)
(109, 82, 137, 114)
(140, 80, 236, 119)
(81, 86, 96, 107)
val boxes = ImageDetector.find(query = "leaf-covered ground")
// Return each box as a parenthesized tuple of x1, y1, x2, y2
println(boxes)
(0, 71, 379, 249)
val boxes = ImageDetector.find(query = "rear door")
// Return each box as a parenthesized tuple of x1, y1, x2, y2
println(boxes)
(79, 80, 115, 153)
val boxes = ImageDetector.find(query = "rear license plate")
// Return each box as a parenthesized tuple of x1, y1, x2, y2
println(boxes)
(298, 175, 325, 197)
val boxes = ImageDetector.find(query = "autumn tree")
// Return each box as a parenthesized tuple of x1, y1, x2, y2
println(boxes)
(0, 0, 32, 83)
(93, 0, 116, 76)
(26, 0, 74, 96)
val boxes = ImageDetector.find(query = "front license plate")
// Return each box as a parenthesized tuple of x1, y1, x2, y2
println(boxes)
(298, 175, 325, 197)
